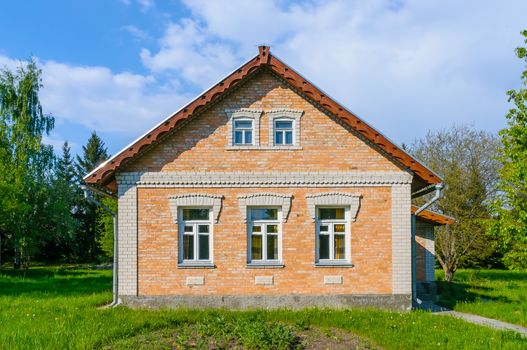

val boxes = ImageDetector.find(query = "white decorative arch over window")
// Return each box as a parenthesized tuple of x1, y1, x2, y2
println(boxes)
(267, 109, 303, 147)
(225, 108, 263, 147)
(238, 193, 293, 222)
(169, 194, 224, 223)
(305, 193, 362, 222)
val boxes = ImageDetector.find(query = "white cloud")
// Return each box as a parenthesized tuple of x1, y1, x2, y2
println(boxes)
(140, 19, 238, 89)
(42, 135, 74, 152)
(122, 25, 151, 42)
(37, 61, 190, 135)
(3, 0, 526, 155)
(142, 0, 527, 143)
(138, 0, 154, 12)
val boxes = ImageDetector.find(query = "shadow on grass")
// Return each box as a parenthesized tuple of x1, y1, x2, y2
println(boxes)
(436, 280, 514, 309)
(0, 267, 111, 297)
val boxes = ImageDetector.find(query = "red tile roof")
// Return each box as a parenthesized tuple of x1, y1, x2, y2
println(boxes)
(84, 46, 442, 192)
(412, 205, 455, 226)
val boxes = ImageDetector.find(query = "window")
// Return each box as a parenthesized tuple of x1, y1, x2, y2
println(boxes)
(233, 119, 253, 145)
(274, 119, 293, 145)
(316, 207, 350, 262)
(248, 207, 281, 263)
(179, 208, 212, 263)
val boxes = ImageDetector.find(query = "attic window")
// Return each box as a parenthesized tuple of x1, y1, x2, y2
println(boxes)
(233, 119, 253, 145)
(274, 119, 294, 145)
(225, 108, 263, 148)
(267, 109, 303, 148)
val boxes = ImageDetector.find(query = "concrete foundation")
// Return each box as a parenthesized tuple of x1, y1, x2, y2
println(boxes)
(121, 294, 412, 311)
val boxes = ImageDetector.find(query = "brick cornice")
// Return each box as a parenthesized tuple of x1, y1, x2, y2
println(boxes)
(305, 192, 362, 222)
(116, 171, 413, 187)
(237, 193, 293, 222)
(168, 193, 224, 223)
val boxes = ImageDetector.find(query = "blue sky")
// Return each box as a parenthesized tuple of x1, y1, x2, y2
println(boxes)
(1, 0, 526, 156)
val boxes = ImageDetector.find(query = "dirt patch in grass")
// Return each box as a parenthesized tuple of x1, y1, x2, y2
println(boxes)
(107, 323, 380, 350)
(296, 327, 380, 350)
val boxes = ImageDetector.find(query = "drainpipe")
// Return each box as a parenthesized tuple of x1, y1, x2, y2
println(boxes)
(81, 185, 120, 307)
(412, 183, 443, 305)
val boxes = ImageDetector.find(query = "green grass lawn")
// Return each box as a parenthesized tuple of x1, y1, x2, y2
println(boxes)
(436, 269, 527, 327)
(0, 266, 525, 349)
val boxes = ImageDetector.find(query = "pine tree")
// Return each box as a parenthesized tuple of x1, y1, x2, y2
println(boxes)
(56, 141, 75, 184)
(75, 132, 108, 178)
(37, 140, 80, 261)
(74, 132, 109, 261)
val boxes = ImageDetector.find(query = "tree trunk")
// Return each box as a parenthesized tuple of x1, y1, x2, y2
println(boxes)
(13, 240, 20, 270)
(444, 268, 455, 282)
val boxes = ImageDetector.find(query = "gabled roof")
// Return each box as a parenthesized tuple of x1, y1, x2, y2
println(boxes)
(84, 46, 442, 193)
(412, 205, 455, 226)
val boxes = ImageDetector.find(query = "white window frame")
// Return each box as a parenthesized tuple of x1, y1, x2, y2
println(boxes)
(233, 118, 254, 145)
(267, 109, 303, 148)
(225, 108, 263, 148)
(247, 207, 282, 264)
(273, 118, 295, 145)
(315, 206, 351, 264)
(178, 207, 214, 266)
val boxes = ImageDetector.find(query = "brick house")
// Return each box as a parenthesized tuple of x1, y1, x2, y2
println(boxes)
(84, 46, 452, 310)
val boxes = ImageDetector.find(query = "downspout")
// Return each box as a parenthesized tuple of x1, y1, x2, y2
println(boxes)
(81, 185, 120, 307)
(412, 183, 443, 305)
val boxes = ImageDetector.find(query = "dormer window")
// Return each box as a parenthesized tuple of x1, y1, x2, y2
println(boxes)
(274, 119, 293, 145)
(233, 119, 254, 145)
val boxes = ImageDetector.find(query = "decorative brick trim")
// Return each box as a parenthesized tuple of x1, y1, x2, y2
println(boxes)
(324, 275, 343, 284)
(305, 192, 362, 222)
(237, 193, 293, 222)
(267, 108, 304, 147)
(117, 171, 413, 187)
(168, 194, 224, 223)
(225, 108, 263, 147)
(254, 276, 274, 285)
(117, 182, 138, 296)
(186, 276, 205, 286)
(392, 184, 412, 294)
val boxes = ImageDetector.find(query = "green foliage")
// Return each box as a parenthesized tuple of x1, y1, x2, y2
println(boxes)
(96, 197, 117, 260)
(0, 58, 62, 268)
(75, 131, 108, 179)
(437, 269, 527, 327)
(409, 125, 502, 279)
(492, 30, 527, 270)
(0, 266, 526, 350)
(74, 131, 109, 262)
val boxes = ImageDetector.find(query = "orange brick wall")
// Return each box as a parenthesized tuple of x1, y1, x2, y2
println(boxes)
(137, 186, 392, 296)
(119, 69, 411, 297)
(124, 70, 402, 173)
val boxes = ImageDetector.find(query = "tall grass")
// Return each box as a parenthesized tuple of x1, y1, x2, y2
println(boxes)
(0, 266, 525, 349)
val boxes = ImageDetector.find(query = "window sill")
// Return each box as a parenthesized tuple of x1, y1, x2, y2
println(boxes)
(177, 262, 216, 269)
(315, 262, 354, 268)
(226, 146, 302, 151)
(246, 262, 285, 269)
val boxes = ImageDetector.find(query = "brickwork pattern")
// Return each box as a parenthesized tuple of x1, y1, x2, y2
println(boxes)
(391, 184, 412, 294)
(117, 181, 138, 296)
(136, 186, 392, 296)
(114, 70, 414, 299)
(122, 70, 404, 174)
(415, 221, 435, 282)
